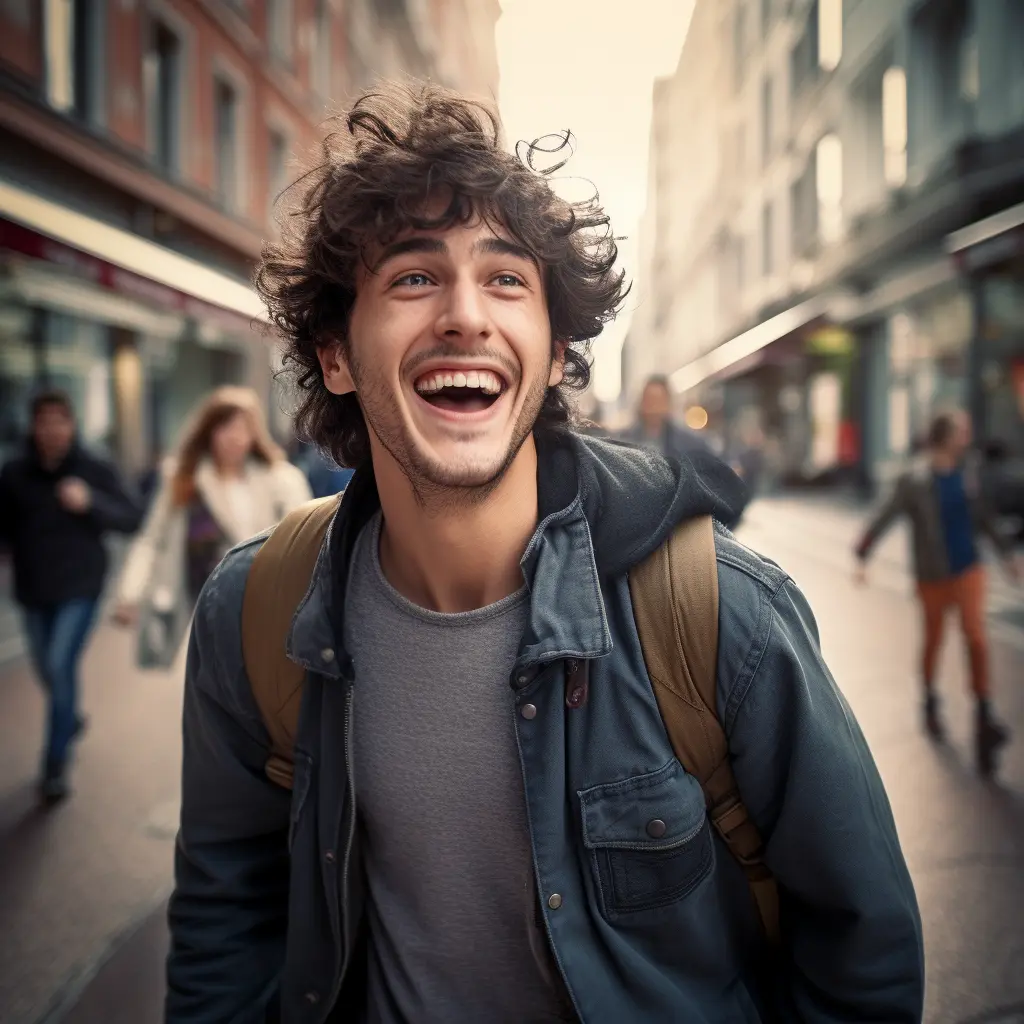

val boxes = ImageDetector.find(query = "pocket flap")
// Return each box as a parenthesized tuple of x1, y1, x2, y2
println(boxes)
(579, 759, 707, 851)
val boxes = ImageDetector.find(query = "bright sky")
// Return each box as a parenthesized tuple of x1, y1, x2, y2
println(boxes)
(495, 0, 696, 403)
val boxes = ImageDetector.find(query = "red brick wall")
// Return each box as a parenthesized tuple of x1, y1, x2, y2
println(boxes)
(107, 0, 145, 150)
(0, 0, 42, 86)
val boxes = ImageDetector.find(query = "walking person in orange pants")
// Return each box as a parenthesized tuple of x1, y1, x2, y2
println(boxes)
(855, 409, 1021, 774)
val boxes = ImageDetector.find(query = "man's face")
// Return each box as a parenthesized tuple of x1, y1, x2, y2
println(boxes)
(319, 219, 562, 494)
(33, 404, 75, 464)
(640, 382, 671, 427)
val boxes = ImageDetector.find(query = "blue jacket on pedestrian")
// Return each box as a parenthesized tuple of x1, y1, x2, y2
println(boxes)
(166, 429, 924, 1023)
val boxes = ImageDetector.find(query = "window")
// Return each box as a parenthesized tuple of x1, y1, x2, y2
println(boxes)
(761, 76, 773, 165)
(214, 77, 239, 210)
(267, 0, 294, 66)
(44, 0, 103, 122)
(762, 202, 774, 277)
(818, 0, 842, 72)
(882, 66, 907, 188)
(312, 0, 331, 99)
(145, 20, 182, 175)
(267, 128, 288, 224)
(816, 133, 843, 244)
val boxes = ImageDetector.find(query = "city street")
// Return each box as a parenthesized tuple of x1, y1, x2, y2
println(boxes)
(0, 496, 1022, 1024)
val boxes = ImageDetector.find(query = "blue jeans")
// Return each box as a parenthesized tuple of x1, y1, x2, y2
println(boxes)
(22, 598, 99, 773)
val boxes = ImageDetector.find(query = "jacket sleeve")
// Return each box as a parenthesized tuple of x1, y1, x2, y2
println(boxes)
(855, 477, 906, 561)
(86, 459, 144, 534)
(166, 553, 292, 1024)
(116, 460, 177, 605)
(726, 579, 924, 1023)
(0, 465, 12, 546)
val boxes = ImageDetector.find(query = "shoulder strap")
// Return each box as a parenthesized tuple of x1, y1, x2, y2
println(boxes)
(628, 516, 780, 944)
(241, 494, 341, 790)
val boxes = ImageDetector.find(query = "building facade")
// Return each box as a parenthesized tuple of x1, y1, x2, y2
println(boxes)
(0, 0, 499, 660)
(633, 0, 1024, 489)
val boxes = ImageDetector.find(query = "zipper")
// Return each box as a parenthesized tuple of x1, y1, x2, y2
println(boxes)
(328, 684, 357, 1008)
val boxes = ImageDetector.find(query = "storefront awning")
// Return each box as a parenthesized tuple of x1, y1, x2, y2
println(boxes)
(946, 200, 1024, 272)
(0, 179, 265, 322)
(669, 296, 831, 393)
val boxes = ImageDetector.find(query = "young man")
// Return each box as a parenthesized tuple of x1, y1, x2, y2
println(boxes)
(0, 391, 142, 801)
(856, 408, 1020, 773)
(620, 373, 716, 464)
(167, 85, 924, 1023)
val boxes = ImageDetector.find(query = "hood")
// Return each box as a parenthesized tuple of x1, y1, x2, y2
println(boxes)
(536, 429, 747, 579)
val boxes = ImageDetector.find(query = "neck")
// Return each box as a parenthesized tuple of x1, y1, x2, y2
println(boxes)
(36, 447, 69, 472)
(373, 438, 539, 613)
(930, 449, 959, 473)
(641, 418, 665, 439)
(214, 461, 246, 480)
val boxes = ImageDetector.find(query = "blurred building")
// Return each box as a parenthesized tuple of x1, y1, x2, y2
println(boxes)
(632, 0, 1024, 490)
(0, 0, 498, 660)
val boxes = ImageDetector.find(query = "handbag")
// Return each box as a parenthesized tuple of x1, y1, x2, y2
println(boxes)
(135, 496, 228, 670)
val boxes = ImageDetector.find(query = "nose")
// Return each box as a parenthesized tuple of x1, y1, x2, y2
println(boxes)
(434, 273, 491, 343)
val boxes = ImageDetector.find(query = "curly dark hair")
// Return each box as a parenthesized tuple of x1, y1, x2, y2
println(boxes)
(256, 81, 627, 468)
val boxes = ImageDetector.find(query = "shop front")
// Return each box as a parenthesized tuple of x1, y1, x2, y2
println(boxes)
(0, 181, 270, 663)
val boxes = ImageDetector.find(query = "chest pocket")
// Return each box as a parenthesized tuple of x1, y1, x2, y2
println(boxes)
(579, 758, 713, 920)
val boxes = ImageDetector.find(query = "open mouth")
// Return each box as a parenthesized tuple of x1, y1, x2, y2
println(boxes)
(413, 369, 507, 415)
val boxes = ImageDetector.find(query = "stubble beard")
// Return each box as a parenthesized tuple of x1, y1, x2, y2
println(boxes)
(351, 350, 551, 510)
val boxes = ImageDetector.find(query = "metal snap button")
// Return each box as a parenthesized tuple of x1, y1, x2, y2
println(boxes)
(520, 703, 538, 720)
(547, 893, 563, 910)
(324, 849, 336, 864)
(646, 818, 667, 838)
(320, 647, 335, 663)
(304, 990, 320, 1004)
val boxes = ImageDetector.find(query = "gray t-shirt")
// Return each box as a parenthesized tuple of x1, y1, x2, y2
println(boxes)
(343, 513, 571, 1024)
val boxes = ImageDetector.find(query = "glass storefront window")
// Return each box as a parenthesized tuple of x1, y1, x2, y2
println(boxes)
(0, 303, 40, 464)
(981, 273, 1024, 455)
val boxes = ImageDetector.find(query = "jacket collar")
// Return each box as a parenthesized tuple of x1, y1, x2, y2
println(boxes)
(286, 433, 613, 679)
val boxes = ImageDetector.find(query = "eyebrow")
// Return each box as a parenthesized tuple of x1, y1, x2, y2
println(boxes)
(471, 237, 539, 268)
(372, 237, 448, 272)
(371, 235, 540, 273)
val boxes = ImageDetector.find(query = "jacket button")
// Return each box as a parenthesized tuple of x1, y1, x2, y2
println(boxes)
(304, 990, 320, 1005)
(646, 818, 667, 838)
(320, 647, 335, 663)
(520, 703, 538, 720)
(324, 849, 336, 864)
(547, 893, 563, 910)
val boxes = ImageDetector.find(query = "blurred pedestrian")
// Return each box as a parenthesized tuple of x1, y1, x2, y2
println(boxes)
(620, 374, 714, 461)
(0, 390, 142, 803)
(855, 409, 1021, 774)
(291, 438, 355, 498)
(113, 386, 311, 668)
(166, 84, 923, 1024)
(620, 375, 747, 527)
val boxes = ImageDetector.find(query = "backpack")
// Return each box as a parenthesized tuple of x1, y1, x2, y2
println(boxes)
(241, 496, 779, 942)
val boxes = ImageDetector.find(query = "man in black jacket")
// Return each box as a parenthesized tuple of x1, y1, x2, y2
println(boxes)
(0, 390, 142, 802)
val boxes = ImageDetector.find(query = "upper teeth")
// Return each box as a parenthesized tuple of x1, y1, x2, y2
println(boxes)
(414, 370, 503, 394)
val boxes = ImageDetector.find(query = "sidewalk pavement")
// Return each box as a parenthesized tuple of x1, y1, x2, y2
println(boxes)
(0, 620, 183, 1024)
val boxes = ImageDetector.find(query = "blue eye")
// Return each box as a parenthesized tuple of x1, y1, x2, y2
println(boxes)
(394, 273, 432, 288)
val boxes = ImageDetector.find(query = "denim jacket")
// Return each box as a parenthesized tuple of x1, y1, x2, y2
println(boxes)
(167, 431, 924, 1024)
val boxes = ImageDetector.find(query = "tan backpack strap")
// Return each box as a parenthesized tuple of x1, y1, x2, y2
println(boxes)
(628, 516, 780, 944)
(241, 494, 341, 790)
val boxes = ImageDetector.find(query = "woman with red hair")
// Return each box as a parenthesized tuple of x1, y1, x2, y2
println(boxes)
(115, 386, 311, 667)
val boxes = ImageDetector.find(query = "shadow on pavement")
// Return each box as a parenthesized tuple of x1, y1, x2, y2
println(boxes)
(50, 901, 168, 1024)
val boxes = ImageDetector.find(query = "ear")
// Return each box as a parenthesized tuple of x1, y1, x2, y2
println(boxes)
(317, 341, 355, 395)
(548, 340, 567, 388)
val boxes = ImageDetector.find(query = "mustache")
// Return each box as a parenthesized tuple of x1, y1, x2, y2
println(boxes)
(403, 345, 520, 385)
